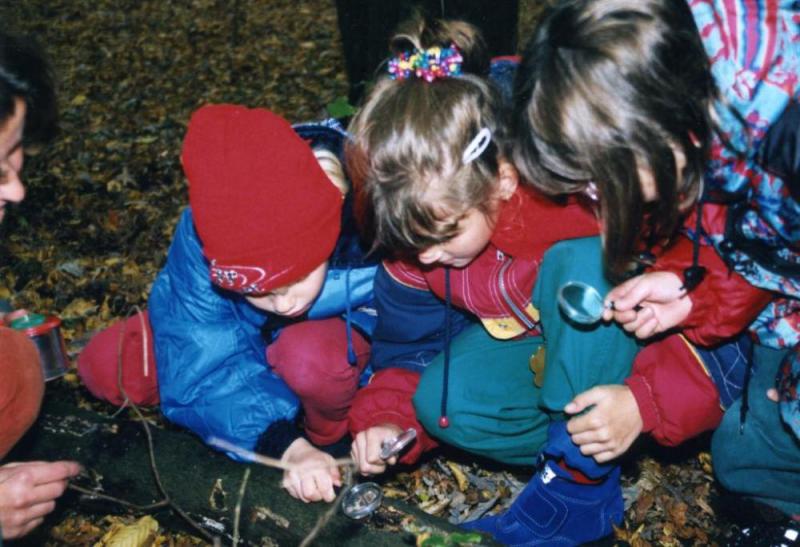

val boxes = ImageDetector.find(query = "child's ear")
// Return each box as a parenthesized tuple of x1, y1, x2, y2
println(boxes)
(496, 159, 519, 200)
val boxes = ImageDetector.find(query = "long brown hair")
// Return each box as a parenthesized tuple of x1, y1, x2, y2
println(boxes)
(346, 16, 510, 257)
(513, 0, 717, 279)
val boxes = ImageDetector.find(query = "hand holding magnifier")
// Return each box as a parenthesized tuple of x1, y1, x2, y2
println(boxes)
(342, 428, 417, 520)
(379, 428, 417, 460)
(557, 281, 643, 325)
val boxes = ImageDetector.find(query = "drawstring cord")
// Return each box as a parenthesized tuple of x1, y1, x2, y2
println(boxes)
(739, 352, 754, 433)
(686, 195, 751, 432)
(681, 196, 707, 292)
(137, 310, 150, 378)
(687, 191, 756, 433)
(439, 267, 452, 428)
(345, 266, 357, 365)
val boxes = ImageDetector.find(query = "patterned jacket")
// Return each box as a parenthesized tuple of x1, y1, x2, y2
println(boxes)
(686, 0, 800, 348)
(663, 0, 800, 436)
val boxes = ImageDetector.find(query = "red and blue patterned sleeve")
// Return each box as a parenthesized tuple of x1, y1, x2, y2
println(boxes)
(691, 0, 799, 201)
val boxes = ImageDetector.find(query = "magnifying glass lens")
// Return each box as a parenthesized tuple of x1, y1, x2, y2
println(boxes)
(558, 282, 605, 324)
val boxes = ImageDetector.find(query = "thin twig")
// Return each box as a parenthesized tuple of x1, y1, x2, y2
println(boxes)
(211, 436, 361, 547)
(232, 468, 250, 546)
(109, 306, 216, 543)
(299, 467, 354, 547)
(209, 437, 353, 471)
(83, 305, 361, 546)
(67, 483, 170, 511)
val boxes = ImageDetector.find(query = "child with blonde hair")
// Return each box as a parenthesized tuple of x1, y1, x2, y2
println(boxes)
(345, 17, 636, 545)
(344, 14, 761, 545)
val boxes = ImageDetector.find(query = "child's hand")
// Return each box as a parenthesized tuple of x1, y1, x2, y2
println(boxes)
(602, 272, 692, 339)
(564, 385, 643, 463)
(350, 424, 403, 476)
(280, 438, 341, 503)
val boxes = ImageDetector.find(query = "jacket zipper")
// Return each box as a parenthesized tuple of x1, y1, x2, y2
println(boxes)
(497, 253, 536, 330)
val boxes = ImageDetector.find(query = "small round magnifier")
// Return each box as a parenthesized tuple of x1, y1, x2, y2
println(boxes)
(341, 482, 383, 520)
(557, 281, 609, 325)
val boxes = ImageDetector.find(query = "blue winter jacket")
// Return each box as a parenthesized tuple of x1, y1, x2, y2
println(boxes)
(148, 120, 378, 457)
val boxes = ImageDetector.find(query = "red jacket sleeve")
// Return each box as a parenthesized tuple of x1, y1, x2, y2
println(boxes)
(347, 368, 438, 464)
(492, 187, 600, 259)
(626, 335, 723, 447)
(382, 259, 429, 290)
(653, 206, 772, 346)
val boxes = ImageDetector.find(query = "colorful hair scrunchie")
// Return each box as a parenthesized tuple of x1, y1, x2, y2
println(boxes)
(388, 44, 463, 82)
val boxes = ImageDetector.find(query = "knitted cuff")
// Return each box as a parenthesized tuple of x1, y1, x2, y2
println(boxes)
(625, 375, 660, 434)
(255, 419, 306, 459)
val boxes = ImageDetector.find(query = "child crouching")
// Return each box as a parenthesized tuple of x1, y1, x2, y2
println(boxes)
(78, 105, 378, 503)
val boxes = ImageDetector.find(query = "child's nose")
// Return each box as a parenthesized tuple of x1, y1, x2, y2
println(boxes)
(272, 294, 294, 315)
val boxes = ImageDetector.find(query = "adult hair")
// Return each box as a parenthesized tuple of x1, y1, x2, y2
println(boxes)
(0, 31, 57, 147)
(346, 15, 510, 256)
(513, 0, 717, 279)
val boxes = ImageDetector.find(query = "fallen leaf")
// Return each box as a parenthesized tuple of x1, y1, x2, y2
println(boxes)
(95, 515, 159, 547)
(446, 461, 470, 492)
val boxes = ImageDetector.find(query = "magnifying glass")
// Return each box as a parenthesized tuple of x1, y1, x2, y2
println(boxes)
(341, 482, 383, 519)
(557, 281, 609, 325)
(341, 428, 417, 520)
(379, 428, 417, 461)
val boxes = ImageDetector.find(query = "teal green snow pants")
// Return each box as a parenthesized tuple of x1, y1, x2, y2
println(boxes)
(413, 237, 639, 465)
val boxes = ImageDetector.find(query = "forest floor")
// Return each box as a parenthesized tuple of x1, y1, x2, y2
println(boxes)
(0, 1, 751, 545)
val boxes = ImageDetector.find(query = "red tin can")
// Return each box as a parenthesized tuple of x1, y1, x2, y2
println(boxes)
(10, 314, 70, 381)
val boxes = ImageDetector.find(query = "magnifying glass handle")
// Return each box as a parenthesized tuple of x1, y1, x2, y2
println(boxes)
(380, 428, 417, 460)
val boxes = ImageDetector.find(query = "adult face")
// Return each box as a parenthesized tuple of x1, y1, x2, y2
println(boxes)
(0, 98, 26, 224)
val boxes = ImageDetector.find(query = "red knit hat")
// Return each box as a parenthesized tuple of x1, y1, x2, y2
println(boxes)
(182, 104, 343, 294)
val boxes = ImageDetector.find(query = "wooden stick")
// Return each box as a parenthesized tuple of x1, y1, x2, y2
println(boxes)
(208, 437, 354, 471)
(232, 468, 250, 546)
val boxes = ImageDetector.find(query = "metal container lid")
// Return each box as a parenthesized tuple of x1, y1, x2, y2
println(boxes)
(10, 313, 61, 336)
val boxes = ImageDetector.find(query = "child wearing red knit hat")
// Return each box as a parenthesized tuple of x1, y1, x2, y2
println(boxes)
(78, 104, 379, 503)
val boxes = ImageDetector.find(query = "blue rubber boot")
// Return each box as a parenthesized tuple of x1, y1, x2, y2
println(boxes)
(463, 421, 623, 546)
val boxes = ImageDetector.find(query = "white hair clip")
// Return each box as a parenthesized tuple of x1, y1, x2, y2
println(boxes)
(462, 127, 492, 164)
(584, 182, 599, 202)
